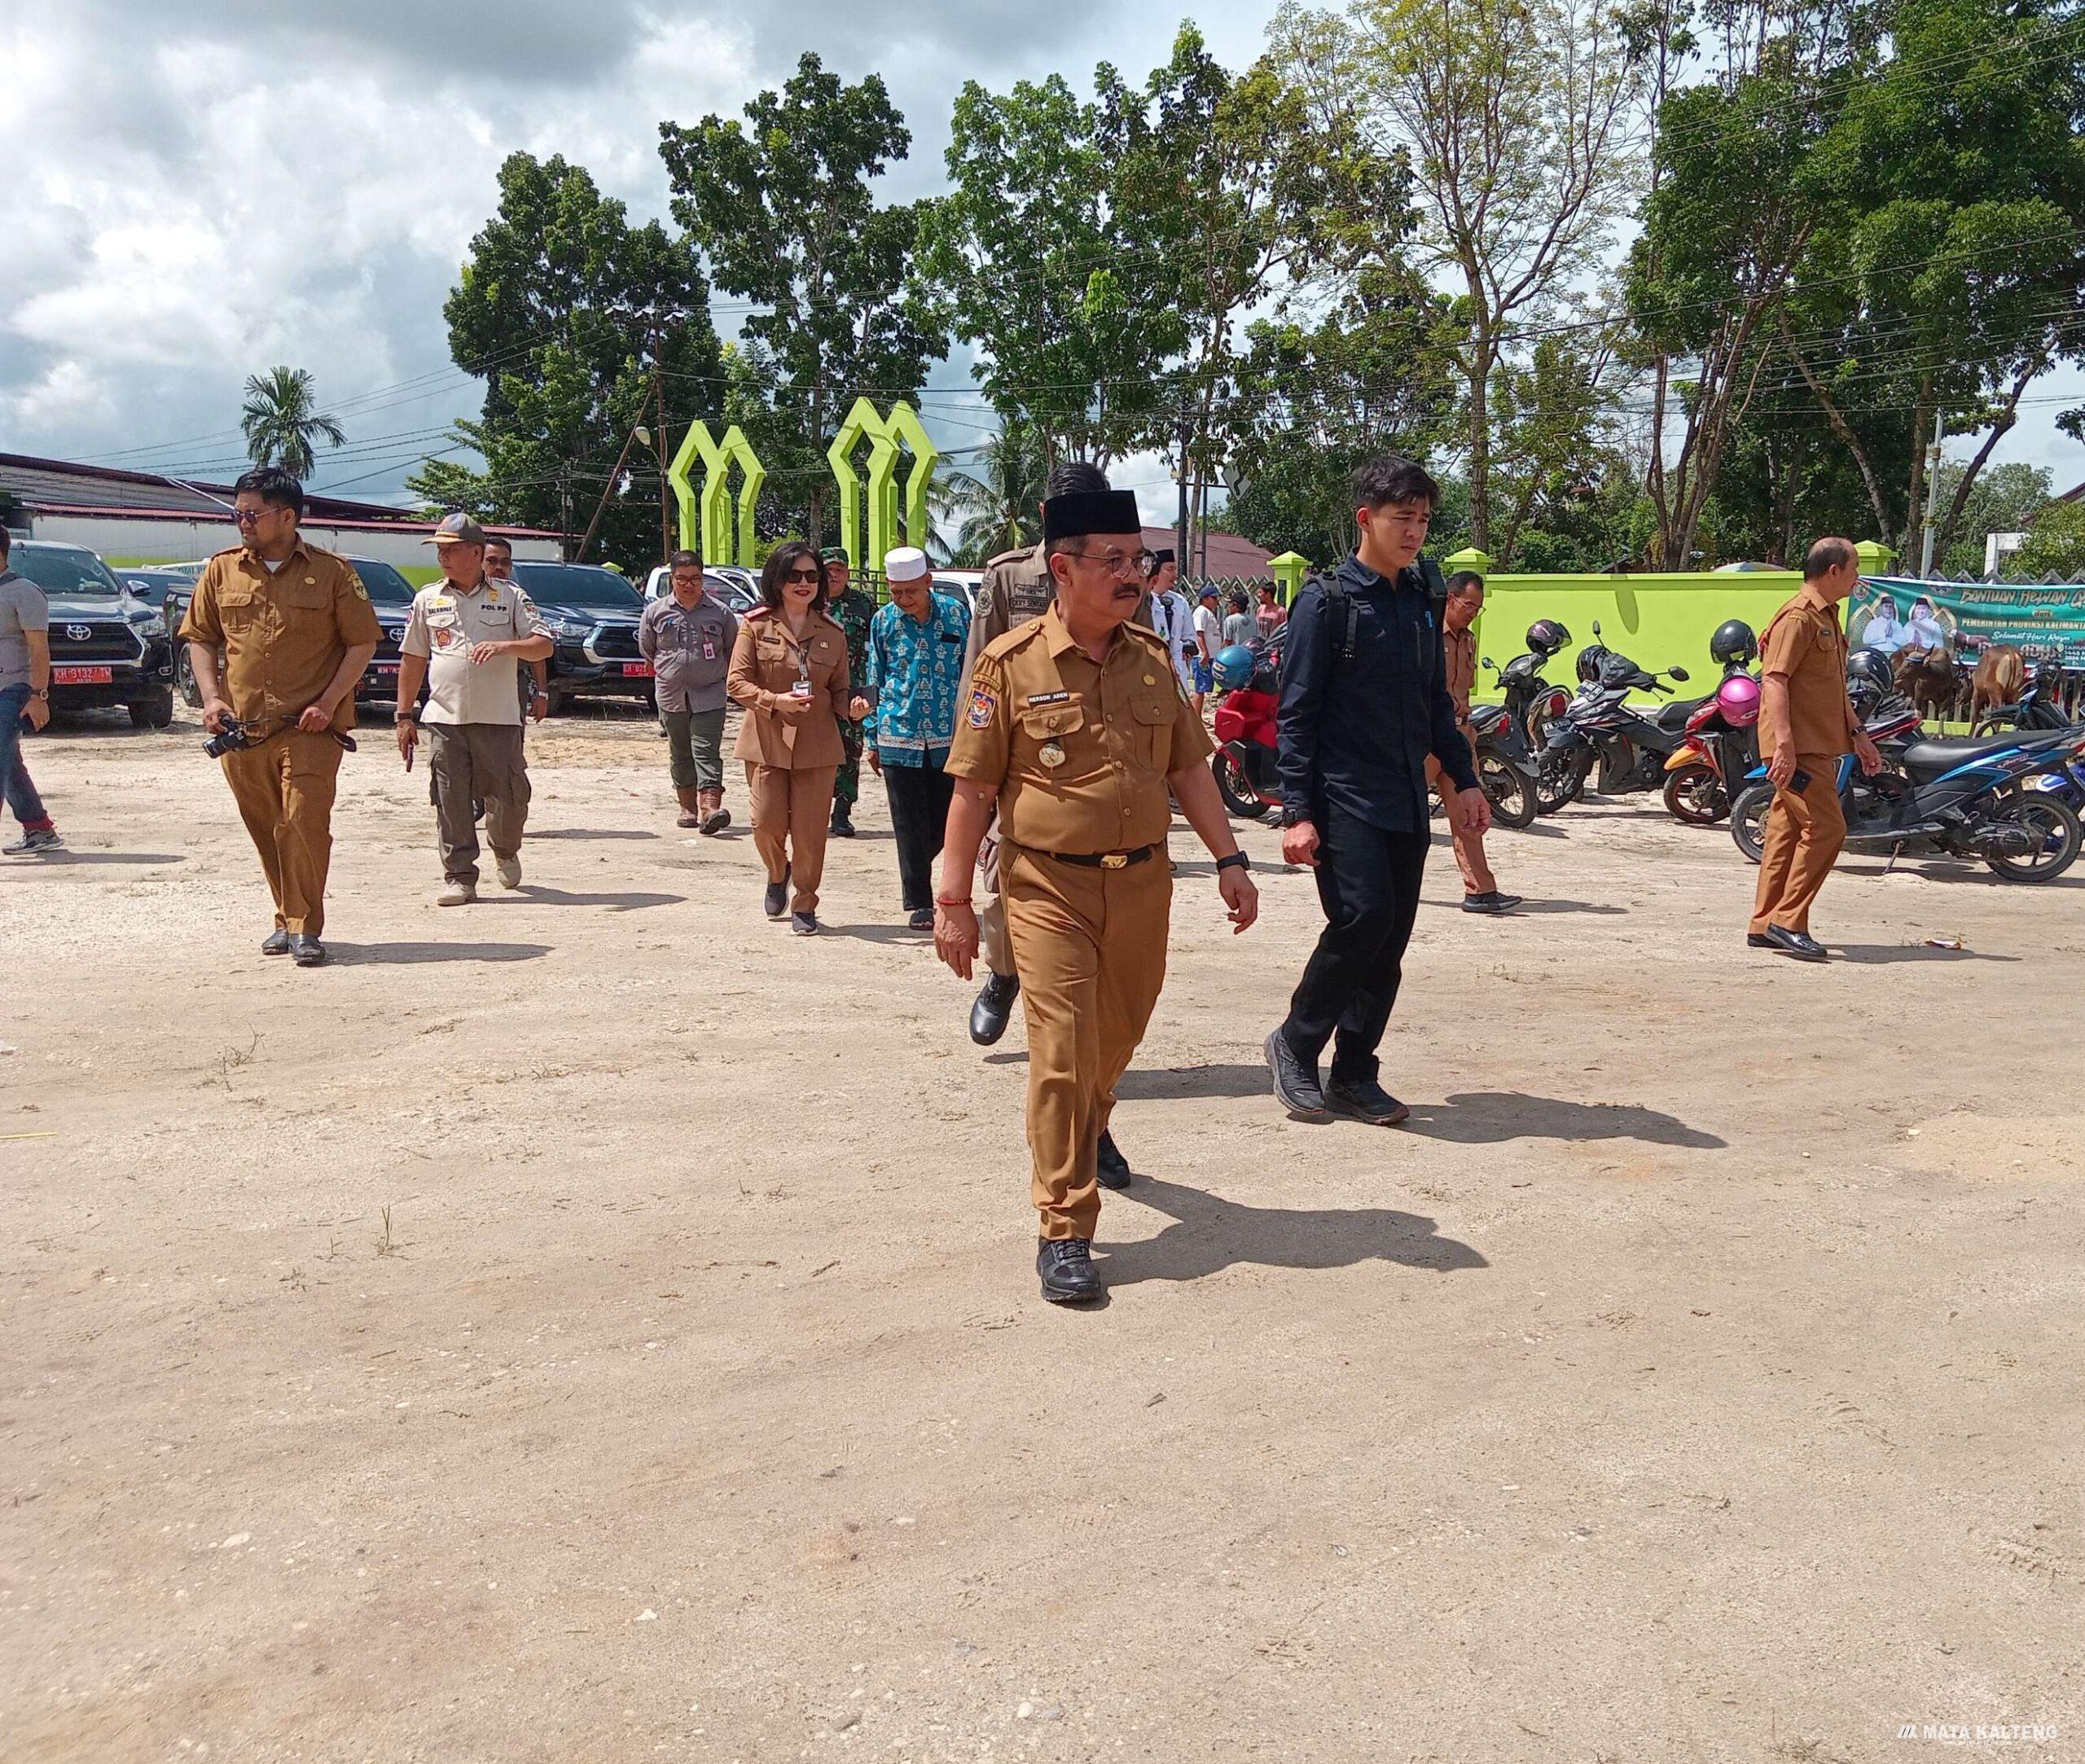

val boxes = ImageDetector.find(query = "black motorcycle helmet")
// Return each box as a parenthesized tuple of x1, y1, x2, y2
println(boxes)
(1709, 619, 1758, 667)
(1575, 641, 1612, 684)
(1525, 617, 1570, 659)
(1846, 647, 1895, 693)
(2032, 658, 2064, 691)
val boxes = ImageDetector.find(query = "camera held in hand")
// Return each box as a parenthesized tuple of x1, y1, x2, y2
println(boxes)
(201, 718, 257, 759)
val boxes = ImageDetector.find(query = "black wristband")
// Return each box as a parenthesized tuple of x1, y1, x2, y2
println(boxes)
(1215, 851, 1251, 873)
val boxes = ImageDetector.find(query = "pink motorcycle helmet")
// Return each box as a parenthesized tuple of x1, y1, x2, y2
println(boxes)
(1716, 672, 1762, 728)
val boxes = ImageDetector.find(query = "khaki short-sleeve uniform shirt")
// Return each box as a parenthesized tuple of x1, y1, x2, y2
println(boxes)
(178, 540, 383, 734)
(946, 607, 1214, 855)
(1760, 590, 1852, 756)
(400, 576, 542, 726)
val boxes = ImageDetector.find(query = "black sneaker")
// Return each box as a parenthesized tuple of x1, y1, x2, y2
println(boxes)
(1037, 1238, 1101, 1304)
(1264, 1028, 1328, 1119)
(3, 827, 63, 855)
(906, 906, 935, 930)
(1096, 1130, 1132, 1191)
(261, 928, 291, 956)
(1323, 1074, 1411, 1126)
(791, 911, 819, 936)
(763, 863, 790, 920)
(970, 972, 1020, 1046)
(1462, 890, 1523, 914)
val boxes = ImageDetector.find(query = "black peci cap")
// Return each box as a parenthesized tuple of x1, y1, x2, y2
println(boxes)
(1042, 489, 1142, 542)
(1152, 547, 1175, 565)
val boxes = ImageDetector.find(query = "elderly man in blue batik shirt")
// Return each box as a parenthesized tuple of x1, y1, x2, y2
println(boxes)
(865, 546, 972, 928)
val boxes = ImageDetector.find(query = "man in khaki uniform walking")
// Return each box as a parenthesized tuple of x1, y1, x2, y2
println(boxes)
(393, 514, 554, 906)
(180, 467, 380, 968)
(1749, 536, 1882, 961)
(938, 489, 1259, 1305)
(956, 461, 1148, 1048)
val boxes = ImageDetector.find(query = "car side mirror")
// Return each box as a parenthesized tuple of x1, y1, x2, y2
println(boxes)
(1670, 665, 1691, 682)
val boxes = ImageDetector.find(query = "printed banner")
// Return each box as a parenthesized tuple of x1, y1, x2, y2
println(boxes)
(1856, 576, 2085, 667)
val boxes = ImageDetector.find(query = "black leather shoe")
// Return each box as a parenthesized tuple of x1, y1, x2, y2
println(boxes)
(1324, 1074, 1411, 1126)
(261, 928, 291, 956)
(830, 805, 855, 837)
(1096, 1130, 1132, 1191)
(764, 863, 790, 921)
(1037, 1237, 1101, 1304)
(1265, 1029, 1328, 1118)
(1463, 890, 1524, 914)
(288, 934, 327, 968)
(970, 972, 1020, 1046)
(1760, 924, 1828, 962)
(1746, 932, 1775, 948)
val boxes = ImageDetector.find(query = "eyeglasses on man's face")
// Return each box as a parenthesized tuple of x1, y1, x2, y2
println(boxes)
(1065, 547, 1156, 581)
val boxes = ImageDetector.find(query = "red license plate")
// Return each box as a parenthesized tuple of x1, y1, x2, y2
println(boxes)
(53, 665, 112, 684)
(621, 661, 654, 678)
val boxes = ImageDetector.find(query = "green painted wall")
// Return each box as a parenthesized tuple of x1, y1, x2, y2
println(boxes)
(1468, 569, 1800, 703)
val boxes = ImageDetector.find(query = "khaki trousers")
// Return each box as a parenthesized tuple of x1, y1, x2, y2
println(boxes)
(221, 729, 343, 936)
(1003, 845, 1170, 1241)
(427, 722, 529, 887)
(1750, 754, 1845, 936)
(746, 762, 836, 913)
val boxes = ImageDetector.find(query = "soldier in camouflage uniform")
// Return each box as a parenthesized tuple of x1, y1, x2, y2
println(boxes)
(822, 546, 876, 838)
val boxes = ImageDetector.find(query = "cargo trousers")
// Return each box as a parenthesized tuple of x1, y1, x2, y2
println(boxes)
(426, 722, 529, 888)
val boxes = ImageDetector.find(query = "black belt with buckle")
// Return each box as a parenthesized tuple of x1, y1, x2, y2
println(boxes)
(1049, 844, 1160, 870)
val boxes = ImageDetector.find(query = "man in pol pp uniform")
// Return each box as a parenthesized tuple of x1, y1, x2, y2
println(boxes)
(938, 489, 1259, 1305)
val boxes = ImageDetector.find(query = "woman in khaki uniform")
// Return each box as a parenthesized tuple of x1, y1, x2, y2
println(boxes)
(727, 541, 859, 933)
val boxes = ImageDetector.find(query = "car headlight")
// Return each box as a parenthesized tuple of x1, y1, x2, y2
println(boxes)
(134, 612, 167, 638)
(542, 615, 586, 638)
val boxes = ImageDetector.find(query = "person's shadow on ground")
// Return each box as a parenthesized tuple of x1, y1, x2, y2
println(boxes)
(1101, 1174, 1488, 1289)
(1403, 1091, 1724, 1148)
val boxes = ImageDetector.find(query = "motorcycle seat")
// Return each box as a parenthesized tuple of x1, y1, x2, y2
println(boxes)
(1653, 696, 1705, 731)
(1898, 728, 2074, 778)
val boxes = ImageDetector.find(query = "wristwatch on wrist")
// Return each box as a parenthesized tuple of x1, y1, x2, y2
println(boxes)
(395, 709, 415, 722)
(1280, 805, 1310, 827)
(1215, 851, 1251, 874)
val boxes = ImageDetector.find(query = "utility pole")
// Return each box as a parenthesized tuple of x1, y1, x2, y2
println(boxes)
(1176, 390, 1191, 570)
(652, 320, 672, 568)
(1918, 407, 1945, 579)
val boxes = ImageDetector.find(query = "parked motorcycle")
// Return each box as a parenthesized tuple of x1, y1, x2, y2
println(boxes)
(1482, 634, 1576, 815)
(1661, 619, 1762, 827)
(1210, 639, 1284, 821)
(1972, 658, 2075, 735)
(1464, 701, 1539, 829)
(1730, 721, 2085, 884)
(1538, 623, 1697, 805)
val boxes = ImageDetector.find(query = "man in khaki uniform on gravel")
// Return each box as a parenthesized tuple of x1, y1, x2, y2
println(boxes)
(1749, 536, 1881, 961)
(956, 461, 1152, 1047)
(394, 514, 553, 906)
(937, 488, 1259, 1306)
(181, 466, 380, 968)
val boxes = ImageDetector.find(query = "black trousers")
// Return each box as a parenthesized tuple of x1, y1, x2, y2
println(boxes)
(1280, 805, 1430, 1082)
(881, 753, 955, 911)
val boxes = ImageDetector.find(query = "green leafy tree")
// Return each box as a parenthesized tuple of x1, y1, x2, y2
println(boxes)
(1289, 0, 1649, 552)
(1933, 460, 2056, 578)
(240, 366, 345, 480)
(2010, 498, 2085, 578)
(1104, 24, 1407, 555)
(917, 74, 1183, 466)
(928, 419, 1048, 565)
(1218, 264, 1460, 562)
(1775, 0, 2085, 559)
(659, 55, 947, 551)
(408, 151, 722, 571)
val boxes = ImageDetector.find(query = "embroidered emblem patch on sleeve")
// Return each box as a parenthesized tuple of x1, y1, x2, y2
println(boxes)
(967, 686, 997, 731)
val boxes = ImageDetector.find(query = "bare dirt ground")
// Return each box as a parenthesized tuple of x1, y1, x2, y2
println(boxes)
(5, 702, 2084, 1764)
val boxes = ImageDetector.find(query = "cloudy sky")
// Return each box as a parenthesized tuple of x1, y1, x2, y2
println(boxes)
(5, 0, 2080, 522)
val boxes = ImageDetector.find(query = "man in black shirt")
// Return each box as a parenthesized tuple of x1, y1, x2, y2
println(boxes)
(1264, 456, 1489, 1125)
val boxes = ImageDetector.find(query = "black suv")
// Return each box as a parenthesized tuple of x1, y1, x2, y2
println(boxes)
(507, 562, 652, 711)
(10, 541, 176, 726)
(165, 555, 420, 709)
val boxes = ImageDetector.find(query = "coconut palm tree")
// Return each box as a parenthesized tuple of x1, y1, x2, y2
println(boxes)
(239, 366, 346, 480)
(928, 419, 1047, 566)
